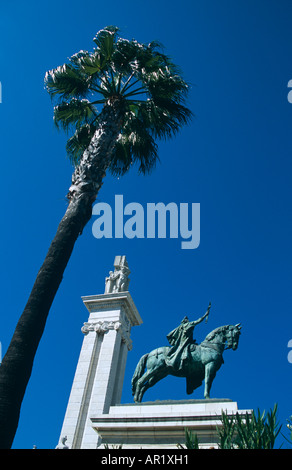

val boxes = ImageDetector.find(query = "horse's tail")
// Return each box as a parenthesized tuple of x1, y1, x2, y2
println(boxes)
(131, 353, 148, 396)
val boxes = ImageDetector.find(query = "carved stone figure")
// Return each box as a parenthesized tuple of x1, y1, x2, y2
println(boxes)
(132, 304, 241, 402)
(105, 256, 130, 293)
(56, 435, 69, 449)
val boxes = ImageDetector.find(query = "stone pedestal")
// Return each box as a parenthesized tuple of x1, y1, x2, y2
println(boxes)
(91, 399, 252, 449)
(56, 291, 142, 449)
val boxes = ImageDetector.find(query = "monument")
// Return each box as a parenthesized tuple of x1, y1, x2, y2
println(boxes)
(131, 305, 242, 403)
(56, 256, 142, 449)
(56, 256, 251, 449)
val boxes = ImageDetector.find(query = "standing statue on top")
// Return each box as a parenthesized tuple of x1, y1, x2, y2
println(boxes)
(132, 302, 242, 402)
(105, 256, 130, 293)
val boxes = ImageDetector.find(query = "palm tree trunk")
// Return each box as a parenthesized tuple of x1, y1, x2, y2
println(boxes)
(0, 98, 124, 448)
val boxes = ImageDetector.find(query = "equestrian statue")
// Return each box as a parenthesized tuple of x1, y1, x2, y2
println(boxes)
(132, 303, 242, 402)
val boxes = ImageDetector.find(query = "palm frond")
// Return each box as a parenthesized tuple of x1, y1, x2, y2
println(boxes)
(146, 73, 190, 102)
(112, 39, 140, 79)
(66, 123, 96, 166)
(74, 51, 105, 76)
(69, 50, 90, 66)
(109, 111, 159, 176)
(53, 98, 98, 131)
(93, 26, 119, 59)
(45, 63, 91, 101)
(134, 99, 192, 139)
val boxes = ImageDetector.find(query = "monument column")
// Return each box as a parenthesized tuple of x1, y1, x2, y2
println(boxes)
(56, 257, 142, 449)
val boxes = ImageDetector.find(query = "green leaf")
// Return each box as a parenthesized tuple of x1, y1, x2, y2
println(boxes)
(78, 52, 104, 76)
(45, 64, 90, 101)
(66, 123, 96, 166)
(53, 99, 98, 131)
(93, 26, 119, 59)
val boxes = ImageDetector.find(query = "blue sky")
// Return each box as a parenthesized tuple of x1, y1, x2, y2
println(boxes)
(0, 0, 291, 448)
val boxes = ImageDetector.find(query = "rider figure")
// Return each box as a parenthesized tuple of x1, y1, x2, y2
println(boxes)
(165, 302, 211, 371)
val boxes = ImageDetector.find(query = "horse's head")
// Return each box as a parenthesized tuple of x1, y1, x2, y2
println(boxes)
(225, 323, 242, 350)
(203, 323, 242, 352)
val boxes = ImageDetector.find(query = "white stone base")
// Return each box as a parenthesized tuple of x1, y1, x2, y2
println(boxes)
(91, 399, 252, 449)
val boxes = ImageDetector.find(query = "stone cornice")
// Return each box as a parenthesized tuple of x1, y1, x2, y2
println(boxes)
(81, 291, 142, 327)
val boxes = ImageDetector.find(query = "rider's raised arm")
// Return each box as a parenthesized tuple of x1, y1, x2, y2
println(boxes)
(190, 302, 211, 326)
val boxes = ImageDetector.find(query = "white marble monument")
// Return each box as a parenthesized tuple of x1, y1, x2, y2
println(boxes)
(56, 256, 142, 449)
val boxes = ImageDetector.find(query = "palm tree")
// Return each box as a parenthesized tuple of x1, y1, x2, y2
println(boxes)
(0, 26, 192, 448)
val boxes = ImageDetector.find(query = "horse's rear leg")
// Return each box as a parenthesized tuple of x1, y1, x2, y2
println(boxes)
(134, 369, 155, 402)
(138, 368, 168, 402)
(135, 362, 167, 402)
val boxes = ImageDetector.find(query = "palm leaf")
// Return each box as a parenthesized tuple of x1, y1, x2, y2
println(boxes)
(53, 98, 98, 131)
(66, 123, 96, 165)
(109, 111, 159, 176)
(45, 63, 91, 101)
(93, 26, 119, 59)
(134, 99, 192, 139)
(76, 51, 105, 76)
(109, 135, 157, 176)
(113, 38, 139, 73)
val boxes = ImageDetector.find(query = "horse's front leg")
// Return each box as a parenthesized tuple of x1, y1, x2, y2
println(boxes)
(204, 361, 217, 399)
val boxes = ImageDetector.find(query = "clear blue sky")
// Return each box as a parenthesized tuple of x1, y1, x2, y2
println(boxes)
(0, 0, 291, 448)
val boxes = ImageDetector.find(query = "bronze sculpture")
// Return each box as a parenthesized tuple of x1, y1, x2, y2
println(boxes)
(132, 304, 241, 402)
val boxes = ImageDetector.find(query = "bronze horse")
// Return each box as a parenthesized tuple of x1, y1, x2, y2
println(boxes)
(132, 324, 242, 402)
